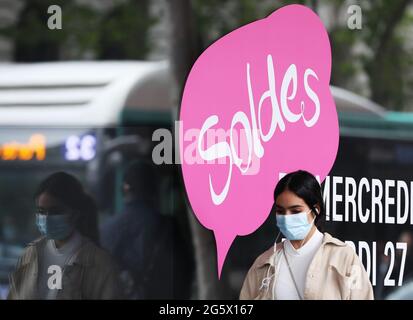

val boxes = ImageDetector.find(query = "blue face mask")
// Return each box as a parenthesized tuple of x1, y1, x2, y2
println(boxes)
(36, 213, 74, 241)
(276, 209, 315, 240)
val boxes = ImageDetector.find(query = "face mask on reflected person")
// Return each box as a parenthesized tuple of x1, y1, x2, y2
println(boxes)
(36, 213, 74, 241)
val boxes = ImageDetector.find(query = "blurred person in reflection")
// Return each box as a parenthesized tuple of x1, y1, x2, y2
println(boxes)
(397, 231, 413, 281)
(240, 170, 374, 300)
(383, 231, 413, 300)
(8, 172, 123, 299)
(1, 215, 19, 244)
(101, 161, 192, 299)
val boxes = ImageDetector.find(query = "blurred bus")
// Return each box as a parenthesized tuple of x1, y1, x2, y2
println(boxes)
(0, 61, 192, 298)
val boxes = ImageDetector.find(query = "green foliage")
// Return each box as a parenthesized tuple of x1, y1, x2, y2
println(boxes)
(359, 0, 412, 110)
(98, 1, 156, 60)
(1, 0, 154, 61)
(193, 0, 413, 110)
(3, 0, 412, 110)
(192, 0, 278, 49)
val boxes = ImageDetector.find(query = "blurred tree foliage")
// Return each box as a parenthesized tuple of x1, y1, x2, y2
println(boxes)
(191, 0, 413, 110)
(98, 0, 156, 59)
(1, 0, 155, 61)
(328, 0, 412, 110)
(2, 0, 412, 109)
(360, 0, 413, 110)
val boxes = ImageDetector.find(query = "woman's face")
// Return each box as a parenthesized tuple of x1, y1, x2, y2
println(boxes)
(36, 192, 73, 216)
(274, 190, 316, 223)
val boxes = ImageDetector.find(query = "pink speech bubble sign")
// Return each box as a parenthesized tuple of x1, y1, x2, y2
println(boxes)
(179, 4, 339, 278)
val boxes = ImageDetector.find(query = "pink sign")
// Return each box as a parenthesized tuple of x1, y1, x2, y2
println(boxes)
(179, 4, 339, 278)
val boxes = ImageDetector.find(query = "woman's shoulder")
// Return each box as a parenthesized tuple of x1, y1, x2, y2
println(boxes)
(78, 237, 119, 270)
(250, 233, 356, 270)
(322, 232, 359, 264)
(323, 232, 347, 247)
(323, 233, 353, 252)
(251, 239, 299, 270)
(14, 237, 46, 268)
(250, 244, 280, 271)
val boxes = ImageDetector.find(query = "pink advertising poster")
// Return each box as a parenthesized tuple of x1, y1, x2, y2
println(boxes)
(179, 4, 339, 277)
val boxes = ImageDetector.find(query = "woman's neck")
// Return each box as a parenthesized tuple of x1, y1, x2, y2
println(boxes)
(290, 226, 318, 250)
(53, 231, 74, 249)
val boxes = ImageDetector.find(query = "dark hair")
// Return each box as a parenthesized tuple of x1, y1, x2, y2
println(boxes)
(273, 170, 325, 230)
(35, 172, 99, 244)
(123, 160, 158, 205)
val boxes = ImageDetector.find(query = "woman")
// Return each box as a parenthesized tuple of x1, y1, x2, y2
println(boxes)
(8, 172, 123, 299)
(240, 170, 373, 300)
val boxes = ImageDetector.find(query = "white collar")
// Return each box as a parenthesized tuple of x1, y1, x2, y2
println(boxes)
(284, 228, 323, 257)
